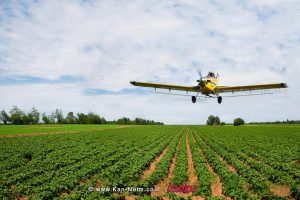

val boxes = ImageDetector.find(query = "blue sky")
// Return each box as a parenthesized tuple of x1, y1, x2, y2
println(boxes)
(0, 0, 299, 124)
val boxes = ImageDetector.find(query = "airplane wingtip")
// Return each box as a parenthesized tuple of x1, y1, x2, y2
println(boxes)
(281, 83, 288, 88)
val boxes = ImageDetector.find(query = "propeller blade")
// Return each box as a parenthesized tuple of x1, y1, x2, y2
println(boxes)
(197, 70, 202, 80)
(197, 69, 203, 83)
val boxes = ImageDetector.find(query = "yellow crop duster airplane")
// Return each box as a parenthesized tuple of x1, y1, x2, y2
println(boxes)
(130, 71, 288, 104)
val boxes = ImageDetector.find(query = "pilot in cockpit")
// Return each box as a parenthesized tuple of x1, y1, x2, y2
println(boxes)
(208, 72, 215, 77)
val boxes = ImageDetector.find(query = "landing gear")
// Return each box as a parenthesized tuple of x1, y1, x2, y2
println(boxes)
(192, 96, 196, 103)
(217, 96, 222, 104)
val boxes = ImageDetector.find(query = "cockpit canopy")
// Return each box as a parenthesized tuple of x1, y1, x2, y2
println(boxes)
(207, 72, 216, 78)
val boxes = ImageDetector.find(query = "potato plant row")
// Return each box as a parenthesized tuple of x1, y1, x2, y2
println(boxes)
(0, 126, 179, 199)
(201, 132, 296, 184)
(61, 127, 179, 199)
(32, 128, 171, 199)
(171, 131, 188, 185)
(200, 133, 272, 196)
(200, 126, 300, 180)
(197, 126, 300, 199)
(188, 131, 212, 196)
(1, 125, 299, 199)
(192, 130, 248, 199)
(140, 129, 183, 189)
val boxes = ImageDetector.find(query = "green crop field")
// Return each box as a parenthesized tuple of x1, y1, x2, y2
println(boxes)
(0, 125, 299, 200)
(0, 124, 120, 135)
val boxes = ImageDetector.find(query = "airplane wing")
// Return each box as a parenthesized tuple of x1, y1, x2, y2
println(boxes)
(216, 83, 288, 93)
(130, 81, 199, 92)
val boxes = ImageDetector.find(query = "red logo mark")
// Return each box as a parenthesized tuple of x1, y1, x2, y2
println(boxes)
(166, 185, 197, 193)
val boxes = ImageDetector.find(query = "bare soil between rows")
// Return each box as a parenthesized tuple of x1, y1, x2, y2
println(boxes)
(174, 132, 198, 197)
(141, 144, 170, 180)
(151, 135, 182, 197)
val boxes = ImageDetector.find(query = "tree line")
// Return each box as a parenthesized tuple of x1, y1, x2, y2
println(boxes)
(0, 106, 164, 125)
(207, 115, 299, 126)
(248, 119, 300, 125)
(206, 115, 245, 126)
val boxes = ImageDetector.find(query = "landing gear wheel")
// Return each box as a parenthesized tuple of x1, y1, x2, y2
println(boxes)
(192, 96, 196, 103)
(217, 96, 222, 104)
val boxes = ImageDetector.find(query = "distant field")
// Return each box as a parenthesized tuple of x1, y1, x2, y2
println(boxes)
(0, 125, 299, 199)
(0, 124, 121, 135)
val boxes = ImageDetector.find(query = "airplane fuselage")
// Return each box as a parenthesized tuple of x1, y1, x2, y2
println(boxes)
(200, 76, 218, 96)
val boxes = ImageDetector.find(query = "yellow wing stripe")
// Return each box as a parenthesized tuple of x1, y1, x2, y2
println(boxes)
(216, 83, 288, 93)
(130, 81, 199, 92)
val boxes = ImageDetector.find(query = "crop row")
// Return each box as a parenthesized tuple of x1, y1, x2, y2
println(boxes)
(188, 131, 212, 196)
(200, 126, 300, 181)
(198, 132, 272, 196)
(198, 128, 300, 199)
(171, 131, 188, 185)
(24, 128, 167, 198)
(51, 127, 177, 199)
(58, 127, 181, 199)
(192, 130, 248, 199)
(0, 126, 179, 199)
(140, 128, 183, 190)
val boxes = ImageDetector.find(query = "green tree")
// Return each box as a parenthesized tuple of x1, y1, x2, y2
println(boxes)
(101, 117, 107, 124)
(117, 117, 132, 125)
(213, 116, 220, 125)
(27, 107, 40, 124)
(0, 110, 11, 124)
(77, 113, 88, 124)
(52, 109, 64, 124)
(86, 112, 101, 124)
(135, 118, 146, 125)
(234, 118, 245, 126)
(206, 115, 214, 125)
(42, 113, 55, 124)
(66, 112, 76, 124)
(42, 113, 50, 124)
(10, 106, 27, 125)
(206, 115, 220, 125)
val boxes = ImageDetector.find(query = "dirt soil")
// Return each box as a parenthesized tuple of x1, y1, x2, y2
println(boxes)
(151, 137, 181, 197)
(193, 133, 223, 197)
(191, 197, 206, 200)
(60, 191, 70, 197)
(206, 163, 223, 196)
(95, 180, 104, 188)
(18, 197, 28, 200)
(142, 145, 170, 180)
(125, 196, 136, 200)
(270, 184, 291, 197)
(175, 132, 198, 197)
(219, 157, 237, 173)
(79, 179, 87, 185)
(186, 133, 198, 185)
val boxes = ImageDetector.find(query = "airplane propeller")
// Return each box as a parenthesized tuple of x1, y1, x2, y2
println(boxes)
(198, 70, 202, 80)
(197, 70, 203, 84)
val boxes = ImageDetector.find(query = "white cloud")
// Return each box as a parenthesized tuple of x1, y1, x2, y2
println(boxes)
(0, 0, 299, 124)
